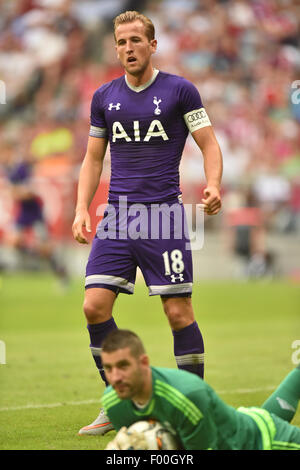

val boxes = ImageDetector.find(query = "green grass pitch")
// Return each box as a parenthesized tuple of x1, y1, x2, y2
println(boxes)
(0, 273, 299, 450)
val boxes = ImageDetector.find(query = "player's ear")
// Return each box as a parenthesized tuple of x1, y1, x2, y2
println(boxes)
(150, 39, 157, 54)
(140, 354, 150, 367)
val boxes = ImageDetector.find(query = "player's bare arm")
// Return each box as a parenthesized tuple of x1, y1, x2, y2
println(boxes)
(191, 126, 223, 215)
(72, 136, 108, 244)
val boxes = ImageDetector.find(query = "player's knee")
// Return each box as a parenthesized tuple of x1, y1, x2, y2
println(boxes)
(163, 299, 194, 331)
(83, 298, 111, 324)
(167, 312, 190, 331)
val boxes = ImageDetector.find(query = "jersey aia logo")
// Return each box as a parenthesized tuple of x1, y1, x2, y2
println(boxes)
(112, 119, 169, 142)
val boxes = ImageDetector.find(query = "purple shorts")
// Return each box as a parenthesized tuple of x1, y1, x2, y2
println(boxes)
(85, 199, 193, 296)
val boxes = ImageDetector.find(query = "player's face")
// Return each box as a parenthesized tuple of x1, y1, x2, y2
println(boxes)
(102, 347, 149, 400)
(115, 20, 157, 77)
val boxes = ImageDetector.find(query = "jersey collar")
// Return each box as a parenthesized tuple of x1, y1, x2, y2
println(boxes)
(125, 68, 159, 93)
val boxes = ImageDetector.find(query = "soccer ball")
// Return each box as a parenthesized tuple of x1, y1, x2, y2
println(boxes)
(127, 419, 179, 450)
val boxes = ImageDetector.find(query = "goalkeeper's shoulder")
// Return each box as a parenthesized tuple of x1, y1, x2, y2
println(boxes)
(101, 385, 120, 408)
(101, 386, 125, 428)
(102, 384, 114, 397)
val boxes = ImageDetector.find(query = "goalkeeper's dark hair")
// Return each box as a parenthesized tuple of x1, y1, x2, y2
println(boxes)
(102, 329, 146, 358)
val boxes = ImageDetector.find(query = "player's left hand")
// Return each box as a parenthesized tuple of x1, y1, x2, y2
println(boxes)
(202, 186, 221, 215)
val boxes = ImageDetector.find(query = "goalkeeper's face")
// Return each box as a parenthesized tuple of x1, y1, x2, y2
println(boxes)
(102, 347, 150, 401)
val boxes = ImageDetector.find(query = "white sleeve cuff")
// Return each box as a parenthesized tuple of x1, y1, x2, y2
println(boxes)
(89, 125, 108, 138)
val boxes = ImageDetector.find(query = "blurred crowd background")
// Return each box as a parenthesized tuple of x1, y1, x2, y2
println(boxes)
(0, 0, 299, 281)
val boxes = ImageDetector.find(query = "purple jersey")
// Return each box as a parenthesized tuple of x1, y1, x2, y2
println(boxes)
(89, 70, 211, 203)
(8, 161, 44, 227)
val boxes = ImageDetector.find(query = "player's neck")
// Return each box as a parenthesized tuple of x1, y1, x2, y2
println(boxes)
(132, 369, 153, 406)
(125, 64, 155, 88)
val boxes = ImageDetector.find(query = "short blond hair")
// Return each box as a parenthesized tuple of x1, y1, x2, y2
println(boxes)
(113, 10, 155, 41)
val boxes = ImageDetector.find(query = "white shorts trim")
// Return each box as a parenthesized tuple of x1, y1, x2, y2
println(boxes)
(148, 282, 192, 296)
(85, 274, 134, 293)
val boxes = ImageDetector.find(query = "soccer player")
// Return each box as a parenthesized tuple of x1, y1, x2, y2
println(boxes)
(72, 11, 222, 435)
(102, 329, 300, 450)
(6, 145, 68, 284)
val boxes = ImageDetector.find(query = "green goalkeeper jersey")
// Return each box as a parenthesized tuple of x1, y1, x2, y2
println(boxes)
(101, 366, 263, 450)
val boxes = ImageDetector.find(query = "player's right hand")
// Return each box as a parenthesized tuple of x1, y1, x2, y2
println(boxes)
(72, 210, 91, 244)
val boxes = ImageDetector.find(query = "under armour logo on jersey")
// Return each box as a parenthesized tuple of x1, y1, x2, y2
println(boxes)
(153, 96, 162, 115)
(108, 102, 121, 111)
(170, 274, 185, 283)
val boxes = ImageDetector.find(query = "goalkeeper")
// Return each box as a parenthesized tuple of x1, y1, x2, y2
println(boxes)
(101, 329, 300, 450)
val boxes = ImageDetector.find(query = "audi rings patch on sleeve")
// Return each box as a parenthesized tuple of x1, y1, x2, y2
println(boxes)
(184, 108, 211, 133)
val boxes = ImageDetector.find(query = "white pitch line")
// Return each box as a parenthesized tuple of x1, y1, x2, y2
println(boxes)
(0, 386, 276, 412)
(0, 398, 101, 412)
(217, 385, 276, 395)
